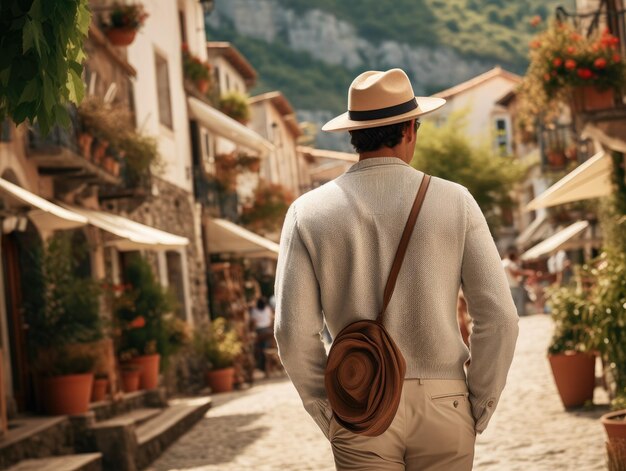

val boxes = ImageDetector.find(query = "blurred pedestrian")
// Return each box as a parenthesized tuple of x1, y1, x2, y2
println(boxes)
(502, 249, 536, 316)
(250, 297, 274, 371)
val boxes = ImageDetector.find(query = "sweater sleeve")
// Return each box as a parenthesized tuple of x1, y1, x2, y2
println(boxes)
(274, 202, 333, 440)
(461, 189, 519, 434)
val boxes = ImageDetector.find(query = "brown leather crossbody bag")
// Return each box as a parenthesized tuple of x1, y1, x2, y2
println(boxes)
(324, 174, 432, 437)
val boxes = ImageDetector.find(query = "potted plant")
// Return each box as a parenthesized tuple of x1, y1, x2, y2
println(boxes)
(546, 283, 597, 408)
(91, 373, 109, 402)
(219, 91, 251, 124)
(102, 2, 149, 47)
(193, 318, 243, 393)
(522, 21, 624, 117)
(119, 361, 141, 393)
(240, 179, 295, 235)
(114, 255, 180, 390)
(237, 154, 261, 173)
(182, 43, 213, 94)
(23, 233, 103, 415)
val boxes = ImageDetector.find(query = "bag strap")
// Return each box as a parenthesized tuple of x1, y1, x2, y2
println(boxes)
(377, 174, 431, 323)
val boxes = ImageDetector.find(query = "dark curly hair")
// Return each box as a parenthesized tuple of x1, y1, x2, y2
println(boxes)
(349, 120, 412, 153)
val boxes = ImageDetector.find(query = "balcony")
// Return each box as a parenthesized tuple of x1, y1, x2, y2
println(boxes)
(193, 166, 239, 221)
(539, 122, 595, 171)
(556, 0, 626, 121)
(27, 109, 122, 187)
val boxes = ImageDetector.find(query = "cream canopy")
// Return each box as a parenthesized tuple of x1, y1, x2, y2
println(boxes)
(65, 205, 189, 251)
(187, 97, 273, 157)
(525, 151, 612, 211)
(521, 220, 590, 261)
(205, 217, 279, 259)
(0, 177, 87, 231)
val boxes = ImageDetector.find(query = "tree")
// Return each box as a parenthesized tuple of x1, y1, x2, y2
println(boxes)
(0, 0, 91, 135)
(411, 112, 525, 231)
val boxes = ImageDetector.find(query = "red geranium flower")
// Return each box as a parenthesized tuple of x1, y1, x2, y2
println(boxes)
(130, 316, 146, 329)
(565, 59, 577, 69)
(577, 68, 593, 79)
(613, 53, 621, 63)
(553, 57, 563, 67)
(566, 46, 576, 54)
(594, 57, 607, 69)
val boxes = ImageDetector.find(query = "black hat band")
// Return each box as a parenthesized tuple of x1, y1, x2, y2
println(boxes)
(348, 97, 418, 121)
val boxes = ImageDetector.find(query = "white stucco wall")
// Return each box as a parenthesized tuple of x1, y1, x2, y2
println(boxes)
(127, 0, 199, 192)
(428, 76, 519, 145)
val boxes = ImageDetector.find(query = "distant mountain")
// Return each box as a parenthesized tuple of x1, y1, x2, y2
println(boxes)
(206, 0, 573, 150)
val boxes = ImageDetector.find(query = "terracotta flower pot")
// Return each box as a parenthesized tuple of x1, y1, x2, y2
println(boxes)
(206, 367, 235, 393)
(601, 409, 626, 448)
(121, 369, 141, 393)
(548, 351, 596, 408)
(105, 28, 137, 47)
(570, 86, 615, 113)
(131, 354, 160, 390)
(78, 132, 94, 160)
(91, 378, 108, 402)
(196, 79, 210, 94)
(41, 373, 94, 415)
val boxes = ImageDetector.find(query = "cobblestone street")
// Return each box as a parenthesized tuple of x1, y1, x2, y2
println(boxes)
(149, 315, 611, 471)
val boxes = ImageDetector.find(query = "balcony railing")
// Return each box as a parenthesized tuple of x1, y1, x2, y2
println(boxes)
(193, 166, 239, 221)
(27, 107, 122, 186)
(539, 122, 595, 171)
(556, 0, 626, 54)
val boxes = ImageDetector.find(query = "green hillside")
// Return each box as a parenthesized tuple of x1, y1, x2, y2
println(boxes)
(208, 0, 575, 115)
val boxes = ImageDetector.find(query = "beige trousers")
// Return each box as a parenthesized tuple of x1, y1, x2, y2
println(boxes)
(329, 379, 476, 471)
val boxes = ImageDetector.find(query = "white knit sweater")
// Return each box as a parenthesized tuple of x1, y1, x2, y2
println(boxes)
(274, 156, 519, 440)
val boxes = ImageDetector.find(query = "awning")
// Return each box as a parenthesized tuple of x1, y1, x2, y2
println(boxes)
(187, 97, 273, 157)
(525, 151, 612, 211)
(0, 177, 87, 231)
(205, 217, 279, 259)
(515, 213, 549, 247)
(521, 220, 589, 261)
(65, 205, 189, 251)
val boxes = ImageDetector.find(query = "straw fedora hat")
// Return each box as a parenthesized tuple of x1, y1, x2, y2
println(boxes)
(322, 68, 446, 132)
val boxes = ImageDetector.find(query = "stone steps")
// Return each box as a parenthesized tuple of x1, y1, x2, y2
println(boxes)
(135, 397, 212, 470)
(6, 453, 102, 471)
(84, 397, 211, 471)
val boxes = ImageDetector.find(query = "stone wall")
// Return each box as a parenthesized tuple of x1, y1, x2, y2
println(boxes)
(101, 176, 210, 324)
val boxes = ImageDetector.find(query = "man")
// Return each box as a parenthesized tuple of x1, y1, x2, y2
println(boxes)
(274, 69, 518, 470)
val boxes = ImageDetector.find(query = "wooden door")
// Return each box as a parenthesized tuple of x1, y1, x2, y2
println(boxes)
(1, 234, 32, 411)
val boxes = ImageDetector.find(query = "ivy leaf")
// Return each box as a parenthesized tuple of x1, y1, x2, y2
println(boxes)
(19, 80, 39, 103)
(67, 67, 84, 104)
(22, 19, 34, 53)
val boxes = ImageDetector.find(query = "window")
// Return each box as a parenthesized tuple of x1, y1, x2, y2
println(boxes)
(495, 118, 510, 156)
(201, 128, 216, 175)
(178, 10, 187, 44)
(166, 251, 187, 320)
(155, 52, 173, 129)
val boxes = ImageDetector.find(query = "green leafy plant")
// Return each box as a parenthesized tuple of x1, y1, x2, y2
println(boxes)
(546, 283, 596, 355)
(219, 91, 251, 124)
(182, 43, 212, 82)
(22, 232, 102, 375)
(193, 318, 243, 370)
(102, 2, 148, 31)
(78, 95, 160, 185)
(0, 0, 91, 135)
(517, 20, 626, 126)
(113, 254, 184, 367)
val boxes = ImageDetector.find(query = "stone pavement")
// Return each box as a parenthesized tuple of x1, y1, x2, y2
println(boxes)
(148, 315, 611, 471)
